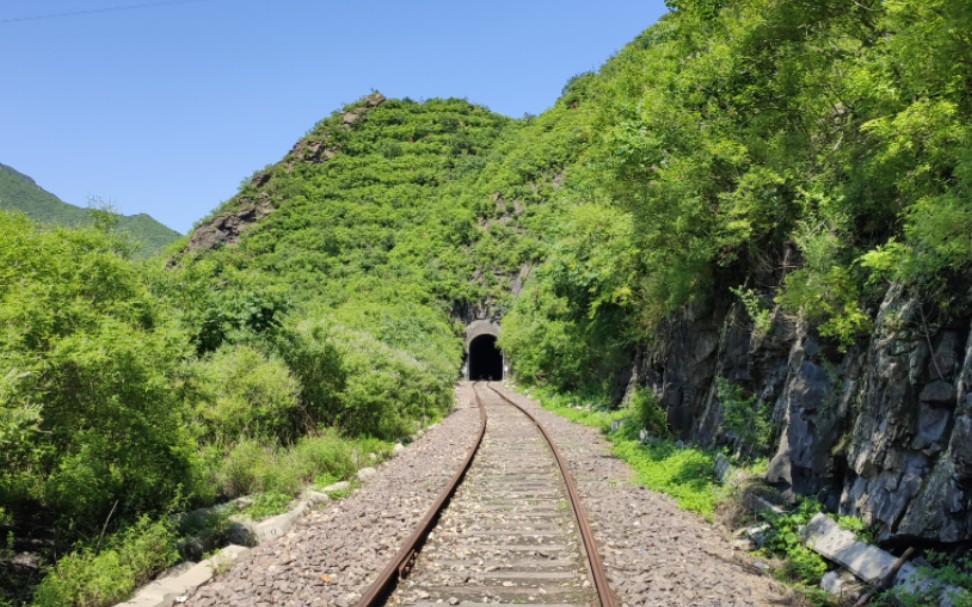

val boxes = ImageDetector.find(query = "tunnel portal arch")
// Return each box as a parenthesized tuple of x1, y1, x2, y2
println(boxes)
(465, 320, 503, 380)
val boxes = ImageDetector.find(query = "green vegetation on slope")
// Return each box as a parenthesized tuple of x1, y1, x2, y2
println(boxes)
(501, 0, 972, 394)
(0, 213, 196, 530)
(186, 96, 510, 307)
(114, 213, 182, 256)
(0, 212, 409, 606)
(0, 163, 180, 257)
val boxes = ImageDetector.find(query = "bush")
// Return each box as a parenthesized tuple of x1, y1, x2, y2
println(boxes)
(613, 438, 721, 517)
(274, 317, 347, 431)
(285, 430, 359, 483)
(500, 204, 638, 394)
(631, 388, 668, 437)
(192, 345, 302, 445)
(334, 325, 446, 438)
(529, 385, 724, 518)
(759, 499, 829, 585)
(243, 492, 293, 521)
(31, 517, 178, 607)
(216, 438, 278, 498)
(875, 550, 972, 607)
(715, 377, 774, 458)
(280, 317, 449, 440)
(214, 430, 391, 499)
(0, 214, 195, 534)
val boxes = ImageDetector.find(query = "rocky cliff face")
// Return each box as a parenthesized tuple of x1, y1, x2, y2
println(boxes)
(637, 279, 972, 544)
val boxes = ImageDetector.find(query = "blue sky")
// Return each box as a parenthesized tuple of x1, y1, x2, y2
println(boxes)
(1, 0, 668, 234)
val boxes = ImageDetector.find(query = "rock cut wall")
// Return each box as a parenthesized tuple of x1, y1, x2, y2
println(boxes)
(637, 280, 972, 543)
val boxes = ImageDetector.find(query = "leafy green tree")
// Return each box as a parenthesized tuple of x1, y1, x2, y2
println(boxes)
(0, 212, 194, 534)
(502, 204, 638, 392)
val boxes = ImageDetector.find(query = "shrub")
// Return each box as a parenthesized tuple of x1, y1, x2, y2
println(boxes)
(528, 385, 723, 518)
(280, 317, 449, 440)
(613, 438, 721, 517)
(875, 551, 972, 607)
(214, 430, 391, 500)
(216, 438, 275, 498)
(715, 377, 773, 458)
(0, 214, 195, 534)
(192, 345, 302, 445)
(31, 517, 178, 607)
(334, 325, 446, 438)
(274, 317, 347, 431)
(759, 499, 829, 585)
(630, 387, 668, 436)
(285, 430, 358, 483)
(730, 286, 772, 341)
(243, 492, 293, 521)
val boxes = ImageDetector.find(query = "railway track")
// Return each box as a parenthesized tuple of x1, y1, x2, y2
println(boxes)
(357, 381, 616, 607)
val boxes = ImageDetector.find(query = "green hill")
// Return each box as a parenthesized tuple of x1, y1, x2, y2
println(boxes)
(0, 162, 180, 256)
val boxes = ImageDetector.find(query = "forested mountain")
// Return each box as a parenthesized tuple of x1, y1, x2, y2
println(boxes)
(3, 0, 972, 605)
(0, 162, 180, 256)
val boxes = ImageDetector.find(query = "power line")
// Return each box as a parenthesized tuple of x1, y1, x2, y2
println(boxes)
(0, 0, 215, 25)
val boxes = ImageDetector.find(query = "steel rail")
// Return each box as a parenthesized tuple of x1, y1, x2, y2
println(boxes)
(354, 384, 488, 607)
(487, 382, 618, 607)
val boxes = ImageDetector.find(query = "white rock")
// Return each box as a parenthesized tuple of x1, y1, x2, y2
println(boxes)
(300, 489, 330, 504)
(820, 569, 864, 597)
(356, 467, 378, 482)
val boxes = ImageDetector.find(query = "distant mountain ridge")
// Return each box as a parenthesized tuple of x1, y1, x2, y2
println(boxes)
(0, 162, 181, 256)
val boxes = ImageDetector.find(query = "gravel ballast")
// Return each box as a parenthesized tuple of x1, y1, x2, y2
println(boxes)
(183, 382, 795, 606)
(492, 383, 795, 607)
(184, 384, 481, 607)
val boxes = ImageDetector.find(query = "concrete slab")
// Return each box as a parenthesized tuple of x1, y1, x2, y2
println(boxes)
(113, 545, 251, 607)
(254, 511, 294, 541)
(802, 513, 966, 606)
(802, 514, 897, 582)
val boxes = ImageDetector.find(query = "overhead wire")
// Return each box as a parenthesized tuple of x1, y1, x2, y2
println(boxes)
(0, 0, 216, 25)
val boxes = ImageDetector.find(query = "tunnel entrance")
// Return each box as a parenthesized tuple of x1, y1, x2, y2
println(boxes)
(468, 334, 503, 381)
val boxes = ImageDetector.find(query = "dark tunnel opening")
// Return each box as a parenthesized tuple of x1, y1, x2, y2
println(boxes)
(468, 335, 503, 381)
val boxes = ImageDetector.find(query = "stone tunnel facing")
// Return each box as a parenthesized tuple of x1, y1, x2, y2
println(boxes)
(468, 334, 503, 381)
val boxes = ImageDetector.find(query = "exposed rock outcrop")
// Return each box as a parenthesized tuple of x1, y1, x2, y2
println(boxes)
(186, 200, 274, 253)
(634, 278, 972, 543)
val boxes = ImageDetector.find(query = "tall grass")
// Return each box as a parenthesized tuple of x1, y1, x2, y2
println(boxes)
(216, 429, 392, 499)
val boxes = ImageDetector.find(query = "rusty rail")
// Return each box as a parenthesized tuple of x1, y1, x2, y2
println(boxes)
(354, 384, 488, 607)
(487, 382, 619, 607)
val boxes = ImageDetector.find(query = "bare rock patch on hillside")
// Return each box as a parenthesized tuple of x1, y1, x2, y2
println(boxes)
(185, 200, 274, 253)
